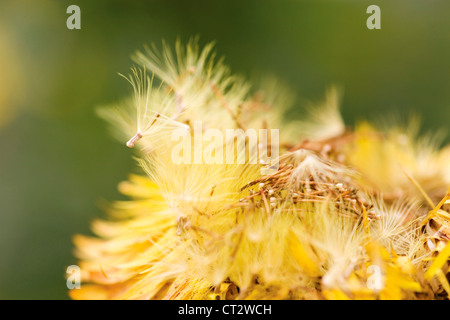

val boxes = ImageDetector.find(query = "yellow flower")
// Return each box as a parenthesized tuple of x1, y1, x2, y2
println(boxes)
(70, 40, 450, 300)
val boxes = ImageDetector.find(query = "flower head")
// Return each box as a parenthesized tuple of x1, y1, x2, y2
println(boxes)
(71, 40, 450, 300)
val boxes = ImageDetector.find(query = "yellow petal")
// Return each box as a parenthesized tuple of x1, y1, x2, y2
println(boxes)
(425, 241, 450, 280)
(288, 230, 321, 278)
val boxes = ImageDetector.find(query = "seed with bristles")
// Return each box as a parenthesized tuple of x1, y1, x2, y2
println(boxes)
(126, 132, 143, 148)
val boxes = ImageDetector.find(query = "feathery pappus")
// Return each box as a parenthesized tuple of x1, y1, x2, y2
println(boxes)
(70, 39, 450, 300)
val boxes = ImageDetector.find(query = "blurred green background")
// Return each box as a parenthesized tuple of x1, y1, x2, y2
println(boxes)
(0, 0, 449, 299)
